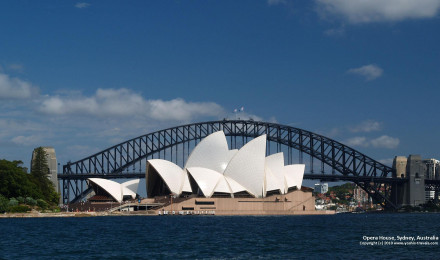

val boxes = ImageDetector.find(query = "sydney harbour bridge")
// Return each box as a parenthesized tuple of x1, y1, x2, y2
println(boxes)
(58, 119, 437, 210)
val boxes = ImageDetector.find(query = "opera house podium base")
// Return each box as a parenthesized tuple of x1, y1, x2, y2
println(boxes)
(153, 189, 335, 216)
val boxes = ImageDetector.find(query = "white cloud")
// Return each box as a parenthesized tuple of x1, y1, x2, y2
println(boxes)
(344, 136, 368, 147)
(324, 26, 345, 36)
(40, 88, 146, 116)
(75, 2, 91, 9)
(149, 98, 224, 121)
(370, 135, 400, 149)
(11, 135, 43, 146)
(347, 64, 383, 81)
(268, 0, 287, 6)
(316, 0, 440, 23)
(0, 119, 45, 137)
(0, 73, 36, 99)
(39, 88, 224, 122)
(65, 145, 100, 160)
(349, 120, 381, 133)
(344, 135, 399, 149)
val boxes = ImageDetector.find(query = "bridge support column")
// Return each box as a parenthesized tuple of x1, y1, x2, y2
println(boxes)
(391, 156, 407, 207)
(392, 155, 426, 207)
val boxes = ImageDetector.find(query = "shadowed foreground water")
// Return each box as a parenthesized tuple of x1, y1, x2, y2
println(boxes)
(1, 213, 439, 259)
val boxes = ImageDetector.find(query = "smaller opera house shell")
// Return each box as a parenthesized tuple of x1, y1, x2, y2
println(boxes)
(87, 178, 140, 203)
(146, 131, 305, 199)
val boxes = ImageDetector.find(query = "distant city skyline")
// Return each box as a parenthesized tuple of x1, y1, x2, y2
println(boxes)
(1, 1, 440, 171)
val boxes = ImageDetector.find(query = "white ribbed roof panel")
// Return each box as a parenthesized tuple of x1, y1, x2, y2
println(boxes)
(88, 178, 123, 202)
(187, 167, 222, 198)
(147, 159, 184, 196)
(264, 167, 283, 195)
(224, 135, 267, 197)
(265, 153, 286, 193)
(185, 131, 231, 173)
(224, 176, 247, 193)
(182, 173, 192, 193)
(284, 164, 305, 190)
(222, 149, 238, 172)
(214, 177, 232, 194)
(122, 179, 140, 195)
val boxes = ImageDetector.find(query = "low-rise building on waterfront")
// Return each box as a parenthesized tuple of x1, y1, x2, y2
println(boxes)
(314, 183, 328, 194)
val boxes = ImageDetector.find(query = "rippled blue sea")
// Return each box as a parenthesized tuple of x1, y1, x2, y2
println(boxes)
(1, 213, 439, 259)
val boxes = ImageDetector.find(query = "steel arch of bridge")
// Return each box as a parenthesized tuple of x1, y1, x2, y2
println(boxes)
(61, 120, 398, 208)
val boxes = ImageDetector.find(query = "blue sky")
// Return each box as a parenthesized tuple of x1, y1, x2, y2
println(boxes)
(1, 0, 440, 171)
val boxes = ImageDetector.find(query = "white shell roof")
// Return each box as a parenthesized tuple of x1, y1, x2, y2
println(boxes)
(224, 135, 267, 198)
(224, 176, 247, 193)
(145, 131, 306, 198)
(186, 167, 223, 198)
(147, 159, 186, 196)
(185, 131, 232, 173)
(88, 178, 139, 203)
(214, 176, 233, 194)
(265, 153, 286, 194)
(181, 172, 192, 193)
(222, 150, 238, 172)
(122, 179, 140, 196)
(284, 164, 305, 190)
(264, 167, 283, 195)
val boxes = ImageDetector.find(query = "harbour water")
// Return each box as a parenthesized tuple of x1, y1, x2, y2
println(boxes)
(1, 213, 439, 259)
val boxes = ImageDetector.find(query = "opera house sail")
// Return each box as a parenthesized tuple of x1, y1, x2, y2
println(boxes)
(87, 178, 140, 203)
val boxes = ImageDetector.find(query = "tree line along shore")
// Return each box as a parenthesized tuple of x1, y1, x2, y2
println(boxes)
(0, 147, 59, 214)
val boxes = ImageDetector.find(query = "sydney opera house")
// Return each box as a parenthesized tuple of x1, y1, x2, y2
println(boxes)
(83, 131, 319, 215)
(145, 131, 317, 215)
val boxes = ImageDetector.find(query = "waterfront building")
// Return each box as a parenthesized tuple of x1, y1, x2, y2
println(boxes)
(425, 190, 435, 201)
(144, 131, 318, 215)
(314, 183, 328, 194)
(424, 159, 440, 180)
(353, 184, 372, 209)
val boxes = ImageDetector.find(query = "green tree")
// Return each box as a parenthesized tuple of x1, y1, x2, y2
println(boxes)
(0, 160, 41, 199)
(25, 197, 37, 206)
(0, 194, 8, 213)
(31, 147, 50, 181)
(0, 157, 59, 207)
(17, 196, 25, 204)
(31, 147, 59, 204)
(8, 198, 18, 207)
(37, 199, 49, 210)
(8, 205, 30, 213)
